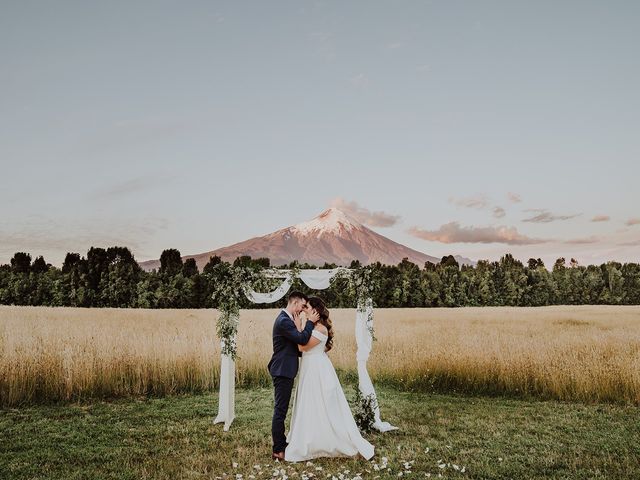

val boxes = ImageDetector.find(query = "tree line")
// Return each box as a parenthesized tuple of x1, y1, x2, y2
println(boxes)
(1, 247, 639, 308)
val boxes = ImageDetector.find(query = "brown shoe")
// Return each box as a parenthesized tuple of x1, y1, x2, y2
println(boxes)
(271, 451, 285, 461)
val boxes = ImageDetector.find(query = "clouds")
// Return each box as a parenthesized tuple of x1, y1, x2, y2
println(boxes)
(448, 194, 489, 210)
(408, 190, 635, 256)
(414, 192, 593, 246)
(507, 192, 522, 203)
(522, 209, 581, 223)
(619, 239, 640, 246)
(449, 192, 520, 219)
(408, 222, 548, 245)
(493, 207, 506, 218)
(564, 236, 600, 245)
(330, 198, 400, 227)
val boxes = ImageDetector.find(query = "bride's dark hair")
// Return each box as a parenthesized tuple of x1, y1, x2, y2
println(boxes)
(308, 296, 334, 352)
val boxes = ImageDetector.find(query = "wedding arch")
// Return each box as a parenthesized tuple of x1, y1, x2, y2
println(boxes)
(212, 265, 397, 433)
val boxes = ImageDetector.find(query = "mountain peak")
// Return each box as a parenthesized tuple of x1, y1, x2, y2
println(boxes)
(291, 207, 362, 236)
(138, 208, 465, 271)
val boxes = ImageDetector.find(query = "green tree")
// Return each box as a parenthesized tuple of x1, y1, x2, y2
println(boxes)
(159, 249, 183, 277)
(600, 262, 624, 304)
(10, 252, 32, 274)
(621, 263, 640, 304)
(31, 256, 49, 274)
(98, 247, 141, 307)
(182, 258, 198, 277)
(203, 255, 222, 274)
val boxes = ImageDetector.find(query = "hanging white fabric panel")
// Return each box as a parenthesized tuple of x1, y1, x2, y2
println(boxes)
(213, 321, 237, 431)
(298, 268, 344, 290)
(244, 269, 345, 303)
(355, 298, 398, 432)
(244, 274, 293, 304)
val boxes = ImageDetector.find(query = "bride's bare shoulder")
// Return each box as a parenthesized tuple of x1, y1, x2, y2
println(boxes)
(315, 324, 328, 335)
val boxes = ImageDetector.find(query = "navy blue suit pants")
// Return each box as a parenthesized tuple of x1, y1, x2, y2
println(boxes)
(271, 375, 294, 453)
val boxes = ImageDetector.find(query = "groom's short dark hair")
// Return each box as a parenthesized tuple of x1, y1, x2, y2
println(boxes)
(288, 291, 308, 303)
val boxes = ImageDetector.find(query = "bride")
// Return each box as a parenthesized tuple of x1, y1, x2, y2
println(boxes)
(285, 296, 374, 462)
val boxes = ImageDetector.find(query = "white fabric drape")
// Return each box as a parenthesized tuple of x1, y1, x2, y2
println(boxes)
(213, 316, 237, 431)
(355, 298, 398, 432)
(244, 273, 293, 304)
(244, 269, 346, 303)
(298, 268, 344, 289)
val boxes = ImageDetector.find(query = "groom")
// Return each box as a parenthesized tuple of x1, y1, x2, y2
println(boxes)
(267, 291, 318, 460)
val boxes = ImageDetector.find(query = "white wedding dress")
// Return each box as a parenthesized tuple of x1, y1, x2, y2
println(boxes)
(285, 330, 375, 462)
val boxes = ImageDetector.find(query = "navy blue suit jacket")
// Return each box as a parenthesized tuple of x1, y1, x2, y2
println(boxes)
(267, 310, 314, 379)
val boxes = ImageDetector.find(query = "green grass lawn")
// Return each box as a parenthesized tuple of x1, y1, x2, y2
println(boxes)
(1, 385, 639, 480)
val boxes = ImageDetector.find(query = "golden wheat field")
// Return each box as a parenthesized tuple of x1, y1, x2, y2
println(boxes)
(1, 305, 639, 407)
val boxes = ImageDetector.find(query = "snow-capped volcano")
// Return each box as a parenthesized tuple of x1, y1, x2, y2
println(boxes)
(139, 208, 466, 271)
(291, 207, 360, 236)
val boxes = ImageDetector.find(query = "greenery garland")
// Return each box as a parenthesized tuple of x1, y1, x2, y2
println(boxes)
(339, 266, 379, 341)
(211, 263, 268, 359)
(351, 386, 378, 433)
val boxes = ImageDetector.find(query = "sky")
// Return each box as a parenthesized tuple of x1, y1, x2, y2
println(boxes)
(1, 0, 639, 268)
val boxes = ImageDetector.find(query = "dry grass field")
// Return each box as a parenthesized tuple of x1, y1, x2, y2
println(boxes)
(1, 305, 639, 407)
